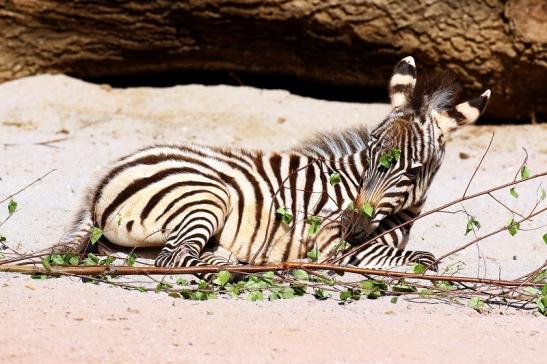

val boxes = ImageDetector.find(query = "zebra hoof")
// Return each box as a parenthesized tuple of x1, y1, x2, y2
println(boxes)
(411, 251, 439, 272)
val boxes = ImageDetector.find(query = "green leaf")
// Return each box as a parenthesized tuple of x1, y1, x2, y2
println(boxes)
(198, 280, 208, 290)
(41, 257, 52, 271)
(523, 287, 539, 296)
(247, 290, 263, 301)
(313, 288, 331, 300)
(419, 289, 431, 298)
(390, 296, 398, 304)
(412, 263, 425, 274)
(229, 285, 241, 297)
(49, 255, 65, 265)
(520, 165, 530, 180)
(507, 219, 520, 236)
(509, 187, 518, 198)
(276, 207, 293, 225)
(0, 252, 5, 259)
(541, 188, 546, 201)
(127, 252, 137, 266)
(533, 270, 547, 283)
(465, 216, 481, 235)
(379, 148, 401, 168)
(7, 199, 17, 215)
(292, 269, 309, 281)
(332, 240, 351, 253)
(469, 296, 484, 310)
(262, 271, 275, 280)
(65, 255, 79, 265)
(391, 148, 401, 161)
(31, 274, 48, 280)
(436, 281, 456, 291)
(306, 216, 321, 235)
(168, 291, 182, 299)
(0, 235, 5, 243)
(329, 172, 341, 187)
(392, 280, 417, 293)
(176, 277, 188, 286)
(537, 296, 547, 315)
(212, 270, 231, 286)
(359, 281, 383, 299)
(361, 202, 374, 218)
(306, 247, 320, 261)
(82, 253, 100, 265)
(100, 256, 115, 266)
(90, 227, 103, 245)
(339, 290, 352, 301)
(379, 154, 392, 169)
(280, 287, 296, 299)
(543, 233, 547, 245)
(154, 282, 172, 293)
(541, 284, 547, 296)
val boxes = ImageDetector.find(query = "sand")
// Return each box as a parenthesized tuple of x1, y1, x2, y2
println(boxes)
(0, 75, 546, 363)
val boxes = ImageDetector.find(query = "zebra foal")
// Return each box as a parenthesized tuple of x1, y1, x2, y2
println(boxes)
(55, 57, 490, 277)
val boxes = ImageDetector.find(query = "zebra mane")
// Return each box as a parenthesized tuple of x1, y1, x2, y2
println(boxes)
(409, 72, 462, 114)
(293, 125, 369, 157)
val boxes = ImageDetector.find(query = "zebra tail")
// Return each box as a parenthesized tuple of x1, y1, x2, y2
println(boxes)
(51, 206, 95, 255)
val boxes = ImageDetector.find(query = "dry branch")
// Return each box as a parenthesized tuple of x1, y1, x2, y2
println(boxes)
(1, 263, 543, 288)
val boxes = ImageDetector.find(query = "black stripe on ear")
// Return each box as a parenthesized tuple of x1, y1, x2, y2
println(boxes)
(393, 57, 417, 77)
(468, 91, 490, 114)
(446, 108, 466, 124)
(390, 84, 411, 94)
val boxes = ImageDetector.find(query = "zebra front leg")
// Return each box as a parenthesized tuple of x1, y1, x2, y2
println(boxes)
(342, 241, 438, 271)
(155, 223, 236, 281)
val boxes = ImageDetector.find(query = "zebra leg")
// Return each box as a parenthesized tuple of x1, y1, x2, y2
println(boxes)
(154, 216, 232, 280)
(342, 241, 438, 271)
(200, 248, 244, 282)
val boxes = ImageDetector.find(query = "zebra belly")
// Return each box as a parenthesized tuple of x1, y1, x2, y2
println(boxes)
(97, 189, 170, 248)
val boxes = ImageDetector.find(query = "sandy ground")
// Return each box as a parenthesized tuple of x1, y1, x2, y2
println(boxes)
(0, 75, 546, 363)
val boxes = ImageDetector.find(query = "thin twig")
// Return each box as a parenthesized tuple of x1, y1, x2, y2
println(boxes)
(0, 169, 57, 204)
(0, 262, 543, 288)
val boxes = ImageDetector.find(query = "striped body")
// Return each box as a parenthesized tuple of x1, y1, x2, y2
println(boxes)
(57, 57, 490, 276)
(93, 132, 370, 264)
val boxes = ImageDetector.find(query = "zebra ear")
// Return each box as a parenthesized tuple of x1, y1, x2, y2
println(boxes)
(389, 56, 417, 108)
(434, 90, 491, 133)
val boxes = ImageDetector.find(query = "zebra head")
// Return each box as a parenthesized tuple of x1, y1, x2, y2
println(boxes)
(351, 56, 490, 237)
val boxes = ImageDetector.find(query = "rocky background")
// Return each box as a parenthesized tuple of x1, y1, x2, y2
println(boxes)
(1, 0, 546, 121)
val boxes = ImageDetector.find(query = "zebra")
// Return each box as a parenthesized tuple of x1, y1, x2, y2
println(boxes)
(55, 57, 490, 277)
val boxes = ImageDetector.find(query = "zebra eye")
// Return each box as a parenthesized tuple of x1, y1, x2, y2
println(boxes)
(404, 164, 422, 178)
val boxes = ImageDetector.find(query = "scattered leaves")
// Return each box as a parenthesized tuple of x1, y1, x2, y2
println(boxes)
(90, 227, 103, 245)
(7, 199, 17, 215)
(361, 202, 374, 218)
(507, 219, 520, 236)
(465, 216, 481, 235)
(412, 263, 426, 274)
(276, 207, 293, 225)
(379, 148, 401, 168)
(520, 165, 530, 180)
(306, 247, 320, 262)
(292, 269, 309, 281)
(127, 252, 137, 266)
(329, 172, 341, 187)
(213, 271, 231, 286)
(510, 187, 518, 198)
(469, 296, 484, 311)
(306, 216, 321, 235)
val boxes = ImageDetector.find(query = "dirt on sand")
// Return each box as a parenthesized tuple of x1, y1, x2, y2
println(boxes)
(0, 75, 546, 363)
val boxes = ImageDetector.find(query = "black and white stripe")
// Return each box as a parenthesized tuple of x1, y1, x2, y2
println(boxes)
(56, 57, 491, 277)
